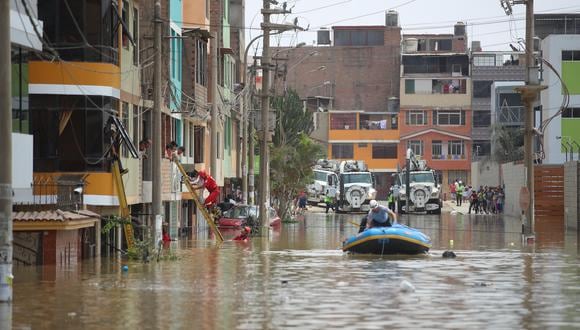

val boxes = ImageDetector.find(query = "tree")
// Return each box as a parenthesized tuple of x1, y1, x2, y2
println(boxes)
(492, 124, 524, 163)
(269, 89, 323, 220)
(272, 90, 314, 147)
(270, 134, 323, 220)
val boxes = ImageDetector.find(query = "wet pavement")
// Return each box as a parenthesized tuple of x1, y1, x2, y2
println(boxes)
(12, 210, 580, 329)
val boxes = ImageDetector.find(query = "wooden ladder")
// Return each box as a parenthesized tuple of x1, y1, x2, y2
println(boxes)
(111, 161, 136, 249)
(172, 157, 224, 242)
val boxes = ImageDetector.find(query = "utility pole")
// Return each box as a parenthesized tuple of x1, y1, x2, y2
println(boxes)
(0, 0, 13, 303)
(211, 31, 219, 179)
(259, 0, 272, 230)
(248, 59, 257, 206)
(501, 0, 543, 240)
(152, 2, 163, 244)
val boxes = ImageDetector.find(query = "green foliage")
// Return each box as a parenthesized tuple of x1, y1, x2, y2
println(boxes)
(492, 124, 524, 163)
(271, 89, 314, 147)
(101, 215, 130, 234)
(271, 134, 323, 220)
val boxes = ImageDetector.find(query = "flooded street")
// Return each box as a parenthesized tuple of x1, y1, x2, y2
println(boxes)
(13, 211, 580, 329)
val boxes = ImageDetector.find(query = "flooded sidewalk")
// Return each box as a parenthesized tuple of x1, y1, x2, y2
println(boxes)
(12, 212, 580, 329)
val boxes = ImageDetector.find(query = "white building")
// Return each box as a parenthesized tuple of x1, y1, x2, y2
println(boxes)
(540, 34, 580, 164)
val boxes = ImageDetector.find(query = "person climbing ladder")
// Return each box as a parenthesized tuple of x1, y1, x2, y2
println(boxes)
(190, 169, 220, 209)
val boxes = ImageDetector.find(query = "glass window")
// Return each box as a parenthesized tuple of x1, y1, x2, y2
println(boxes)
(405, 79, 415, 94)
(331, 144, 354, 159)
(407, 110, 426, 125)
(194, 125, 204, 163)
(121, 102, 129, 157)
(473, 111, 491, 127)
(434, 110, 465, 125)
(407, 140, 424, 156)
(473, 55, 496, 66)
(11, 48, 29, 134)
(473, 80, 493, 98)
(133, 8, 139, 65)
(372, 144, 397, 159)
(562, 107, 580, 118)
(448, 140, 464, 157)
(432, 140, 443, 159)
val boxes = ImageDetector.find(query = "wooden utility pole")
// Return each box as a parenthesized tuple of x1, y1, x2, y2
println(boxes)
(152, 2, 163, 243)
(523, 0, 535, 236)
(0, 0, 13, 302)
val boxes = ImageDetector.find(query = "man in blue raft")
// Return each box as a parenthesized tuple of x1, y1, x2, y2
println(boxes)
(358, 200, 397, 233)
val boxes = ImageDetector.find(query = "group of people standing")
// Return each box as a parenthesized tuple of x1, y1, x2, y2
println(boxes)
(450, 180, 505, 214)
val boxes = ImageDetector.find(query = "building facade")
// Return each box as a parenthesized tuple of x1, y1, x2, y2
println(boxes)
(274, 12, 402, 199)
(399, 24, 472, 194)
(470, 50, 526, 159)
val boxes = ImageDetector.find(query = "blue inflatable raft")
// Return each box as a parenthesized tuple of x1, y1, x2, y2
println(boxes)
(342, 224, 432, 255)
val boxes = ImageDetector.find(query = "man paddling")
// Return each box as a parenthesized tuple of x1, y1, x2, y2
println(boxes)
(366, 200, 397, 229)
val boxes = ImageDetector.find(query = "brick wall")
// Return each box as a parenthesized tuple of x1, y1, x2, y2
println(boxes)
(277, 27, 401, 112)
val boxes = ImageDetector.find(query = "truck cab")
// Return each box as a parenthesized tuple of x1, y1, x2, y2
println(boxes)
(336, 160, 377, 213)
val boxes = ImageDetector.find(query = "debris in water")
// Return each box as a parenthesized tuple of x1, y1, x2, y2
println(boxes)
(122, 265, 129, 272)
(399, 280, 415, 293)
(442, 251, 456, 258)
(281, 280, 288, 285)
(67, 312, 77, 318)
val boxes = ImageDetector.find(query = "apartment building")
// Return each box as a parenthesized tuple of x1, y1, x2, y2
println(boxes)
(470, 49, 526, 159)
(399, 23, 472, 193)
(273, 11, 402, 198)
(536, 14, 580, 164)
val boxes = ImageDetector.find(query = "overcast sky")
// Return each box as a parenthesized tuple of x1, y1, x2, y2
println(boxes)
(244, 0, 580, 54)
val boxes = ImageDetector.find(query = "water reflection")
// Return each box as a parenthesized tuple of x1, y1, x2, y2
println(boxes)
(12, 211, 580, 329)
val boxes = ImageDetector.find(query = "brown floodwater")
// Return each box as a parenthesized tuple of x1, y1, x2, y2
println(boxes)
(11, 211, 580, 329)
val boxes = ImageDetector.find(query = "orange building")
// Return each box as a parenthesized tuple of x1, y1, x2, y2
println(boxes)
(399, 25, 472, 196)
(328, 111, 399, 199)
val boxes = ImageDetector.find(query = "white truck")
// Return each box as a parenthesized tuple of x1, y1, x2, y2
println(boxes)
(307, 160, 340, 205)
(335, 160, 377, 213)
(393, 149, 442, 214)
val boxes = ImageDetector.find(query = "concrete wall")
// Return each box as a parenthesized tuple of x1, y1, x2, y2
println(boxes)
(564, 161, 579, 230)
(471, 160, 500, 189)
(12, 133, 33, 203)
(501, 162, 525, 218)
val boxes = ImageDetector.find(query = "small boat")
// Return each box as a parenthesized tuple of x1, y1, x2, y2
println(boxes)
(342, 224, 431, 255)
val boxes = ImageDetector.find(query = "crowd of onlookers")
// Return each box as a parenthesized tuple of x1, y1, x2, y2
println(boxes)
(450, 180, 505, 214)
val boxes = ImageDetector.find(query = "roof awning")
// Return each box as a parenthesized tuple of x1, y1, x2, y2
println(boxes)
(13, 209, 100, 231)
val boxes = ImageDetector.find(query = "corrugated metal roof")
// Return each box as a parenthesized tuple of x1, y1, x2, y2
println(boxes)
(12, 210, 100, 222)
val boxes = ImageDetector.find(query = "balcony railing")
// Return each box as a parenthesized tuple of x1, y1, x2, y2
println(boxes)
(14, 178, 85, 212)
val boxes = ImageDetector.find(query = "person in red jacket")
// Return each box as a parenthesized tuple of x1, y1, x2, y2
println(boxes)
(232, 226, 251, 241)
(190, 169, 220, 208)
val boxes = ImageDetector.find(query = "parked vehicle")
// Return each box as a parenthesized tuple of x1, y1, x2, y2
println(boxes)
(307, 160, 339, 205)
(393, 149, 442, 214)
(336, 160, 377, 213)
(217, 205, 281, 229)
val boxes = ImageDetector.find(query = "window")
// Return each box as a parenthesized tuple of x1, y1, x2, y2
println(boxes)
(473, 111, 491, 127)
(133, 8, 139, 66)
(448, 140, 465, 158)
(405, 79, 415, 94)
(562, 50, 580, 61)
(188, 123, 194, 157)
(372, 144, 397, 159)
(473, 55, 496, 66)
(562, 107, 580, 118)
(333, 29, 384, 46)
(407, 110, 426, 125)
(195, 39, 208, 86)
(121, 102, 129, 157)
(431, 79, 466, 94)
(432, 140, 443, 159)
(433, 110, 465, 125)
(122, 0, 129, 48)
(12, 48, 29, 134)
(473, 80, 493, 98)
(407, 140, 424, 156)
(194, 126, 204, 163)
(132, 105, 140, 146)
(330, 113, 356, 130)
(331, 144, 354, 158)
